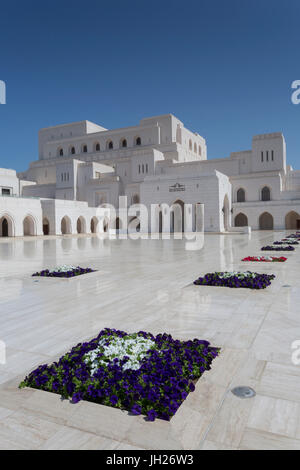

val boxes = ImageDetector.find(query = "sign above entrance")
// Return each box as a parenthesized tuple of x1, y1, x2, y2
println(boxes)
(169, 183, 185, 192)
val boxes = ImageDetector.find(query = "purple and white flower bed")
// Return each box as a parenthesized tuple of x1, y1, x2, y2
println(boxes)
(261, 245, 295, 252)
(19, 328, 219, 422)
(32, 265, 95, 278)
(193, 271, 275, 289)
(273, 240, 299, 245)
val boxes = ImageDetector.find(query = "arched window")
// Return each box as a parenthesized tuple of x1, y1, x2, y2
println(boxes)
(121, 139, 127, 148)
(189, 139, 192, 150)
(198, 146, 202, 156)
(107, 140, 113, 150)
(82, 144, 87, 153)
(237, 188, 246, 203)
(59, 148, 63, 156)
(135, 137, 141, 146)
(70, 146, 75, 155)
(261, 186, 271, 201)
(194, 143, 197, 153)
(95, 142, 100, 151)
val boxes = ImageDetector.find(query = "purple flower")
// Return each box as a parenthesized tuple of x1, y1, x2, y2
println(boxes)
(131, 404, 142, 415)
(147, 409, 158, 421)
(110, 394, 118, 405)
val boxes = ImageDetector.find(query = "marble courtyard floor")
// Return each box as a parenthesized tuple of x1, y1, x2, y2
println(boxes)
(0, 231, 300, 450)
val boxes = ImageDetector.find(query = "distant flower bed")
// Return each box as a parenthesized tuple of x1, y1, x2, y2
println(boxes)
(261, 245, 295, 252)
(19, 328, 219, 422)
(273, 241, 299, 245)
(32, 265, 95, 278)
(193, 271, 275, 289)
(242, 256, 287, 262)
(286, 234, 300, 239)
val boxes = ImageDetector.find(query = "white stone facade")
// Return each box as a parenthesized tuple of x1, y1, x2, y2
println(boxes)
(1, 113, 300, 237)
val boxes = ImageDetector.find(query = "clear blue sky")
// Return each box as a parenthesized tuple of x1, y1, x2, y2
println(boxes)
(1, 0, 300, 172)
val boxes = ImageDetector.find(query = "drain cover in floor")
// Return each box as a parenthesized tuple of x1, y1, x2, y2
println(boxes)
(231, 386, 256, 399)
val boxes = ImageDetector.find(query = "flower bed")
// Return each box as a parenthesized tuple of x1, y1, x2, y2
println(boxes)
(193, 271, 275, 289)
(273, 241, 298, 245)
(261, 245, 295, 251)
(19, 328, 219, 422)
(242, 256, 287, 262)
(32, 265, 95, 278)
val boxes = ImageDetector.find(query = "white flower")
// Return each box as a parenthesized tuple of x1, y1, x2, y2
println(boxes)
(49, 265, 78, 273)
(83, 334, 156, 375)
(217, 271, 257, 279)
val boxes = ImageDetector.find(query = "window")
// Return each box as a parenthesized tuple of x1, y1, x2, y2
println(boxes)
(189, 139, 192, 150)
(95, 142, 100, 151)
(261, 151, 264, 162)
(142, 164, 144, 173)
(71, 147, 75, 155)
(82, 145, 87, 153)
(261, 186, 271, 201)
(266, 151, 269, 162)
(146, 164, 148, 173)
(198, 146, 201, 156)
(121, 139, 127, 148)
(135, 137, 141, 146)
(59, 148, 63, 156)
(138, 164, 141, 174)
(108, 141, 113, 150)
(194, 143, 197, 153)
(271, 150, 274, 161)
(237, 188, 246, 203)
(61, 173, 63, 182)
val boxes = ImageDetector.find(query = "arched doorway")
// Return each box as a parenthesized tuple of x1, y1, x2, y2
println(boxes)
(159, 211, 163, 233)
(61, 216, 72, 235)
(129, 216, 140, 232)
(223, 195, 230, 231)
(77, 216, 86, 234)
(285, 211, 300, 230)
(91, 216, 99, 233)
(0, 215, 14, 237)
(112, 217, 122, 232)
(2, 218, 8, 237)
(234, 213, 248, 227)
(259, 212, 273, 230)
(171, 200, 184, 233)
(23, 215, 36, 236)
(103, 217, 109, 232)
(43, 218, 50, 235)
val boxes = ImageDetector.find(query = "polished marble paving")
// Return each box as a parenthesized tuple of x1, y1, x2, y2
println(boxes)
(0, 230, 300, 449)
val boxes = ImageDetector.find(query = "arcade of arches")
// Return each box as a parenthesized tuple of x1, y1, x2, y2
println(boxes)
(2, 208, 300, 236)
